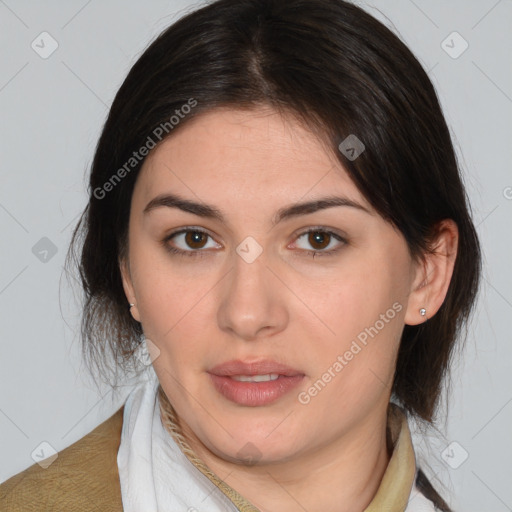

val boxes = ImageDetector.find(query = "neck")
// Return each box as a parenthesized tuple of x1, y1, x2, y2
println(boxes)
(160, 392, 392, 512)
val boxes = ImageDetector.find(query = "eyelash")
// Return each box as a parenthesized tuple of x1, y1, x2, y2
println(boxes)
(161, 227, 347, 259)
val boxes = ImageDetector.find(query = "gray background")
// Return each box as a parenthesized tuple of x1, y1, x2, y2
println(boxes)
(0, 1, 511, 510)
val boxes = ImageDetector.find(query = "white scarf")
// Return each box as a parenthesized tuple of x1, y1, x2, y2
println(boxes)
(117, 366, 239, 512)
(117, 366, 436, 512)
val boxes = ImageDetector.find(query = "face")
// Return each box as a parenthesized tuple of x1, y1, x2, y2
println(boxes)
(120, 106, 419, 465)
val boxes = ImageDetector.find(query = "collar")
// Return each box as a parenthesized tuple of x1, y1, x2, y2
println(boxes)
(0, 371, 418, 512)
(158, 386, 417, 511)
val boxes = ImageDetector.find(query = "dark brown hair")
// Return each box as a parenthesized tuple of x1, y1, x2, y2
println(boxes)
(67, 2, 480, 506)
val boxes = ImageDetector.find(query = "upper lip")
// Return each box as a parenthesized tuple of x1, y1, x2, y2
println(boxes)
(208, 359, 304, 377)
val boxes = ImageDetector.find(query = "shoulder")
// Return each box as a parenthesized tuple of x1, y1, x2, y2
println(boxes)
(0, 406, 125, 512)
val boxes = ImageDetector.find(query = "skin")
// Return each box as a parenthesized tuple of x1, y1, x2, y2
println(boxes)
(120, 106, 458, 512)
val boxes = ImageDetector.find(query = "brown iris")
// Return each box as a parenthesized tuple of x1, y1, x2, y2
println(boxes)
(307, 231, 331, 250)
(185, 231, 208, 249)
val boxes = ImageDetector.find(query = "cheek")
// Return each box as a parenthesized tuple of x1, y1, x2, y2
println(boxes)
(129, 251, 222, 378)
(295, 251, 406, 341)
(136, 279, 211, 362)
(293, 250, 407, 395)
(129, 234, 206, 324)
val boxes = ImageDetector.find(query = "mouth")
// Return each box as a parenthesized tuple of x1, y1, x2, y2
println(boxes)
(230, 373, 280, 382)
(208, 359, 305, 406)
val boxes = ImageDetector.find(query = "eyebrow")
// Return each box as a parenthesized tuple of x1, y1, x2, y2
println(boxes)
(143, 192, 372, 226)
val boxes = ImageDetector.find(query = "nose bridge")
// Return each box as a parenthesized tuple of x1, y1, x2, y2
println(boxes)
(217, 237, 287, 340)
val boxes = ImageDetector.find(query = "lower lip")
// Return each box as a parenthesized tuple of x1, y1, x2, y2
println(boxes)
(209, 374, 304, 406)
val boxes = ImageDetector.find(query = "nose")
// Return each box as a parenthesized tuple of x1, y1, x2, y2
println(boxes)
(217, 248, 289, 342)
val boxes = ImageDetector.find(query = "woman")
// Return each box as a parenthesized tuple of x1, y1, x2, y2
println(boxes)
(0, 0, 481, 510)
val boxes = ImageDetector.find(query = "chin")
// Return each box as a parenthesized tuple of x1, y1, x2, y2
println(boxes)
(220, 441, 299, 467)
(201, 420, 306, 466)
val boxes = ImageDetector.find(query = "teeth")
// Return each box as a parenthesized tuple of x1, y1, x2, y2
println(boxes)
(231, 373, 280, 382)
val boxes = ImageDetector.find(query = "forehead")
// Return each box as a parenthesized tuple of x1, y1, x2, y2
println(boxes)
(135, 106, 371, 213)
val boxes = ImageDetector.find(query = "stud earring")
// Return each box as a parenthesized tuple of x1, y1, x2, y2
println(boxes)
(419, 308, 426, 316)
(129, 303, 135, 309)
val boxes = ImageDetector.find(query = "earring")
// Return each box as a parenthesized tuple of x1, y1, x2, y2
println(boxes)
(129, 303, 135, 309)
(419, 308, 426, 316)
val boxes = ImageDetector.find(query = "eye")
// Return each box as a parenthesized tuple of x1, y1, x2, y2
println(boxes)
(162, 227, 347, 259)
(292, 228, 346, 257)
(162, 228, 220, 257)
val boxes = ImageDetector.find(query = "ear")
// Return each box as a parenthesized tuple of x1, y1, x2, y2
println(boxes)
(404, 219, 459, 325)
(119, 256, 141, 322)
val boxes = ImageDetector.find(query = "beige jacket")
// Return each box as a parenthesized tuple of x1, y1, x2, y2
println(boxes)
(0, 407, 125, 511)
